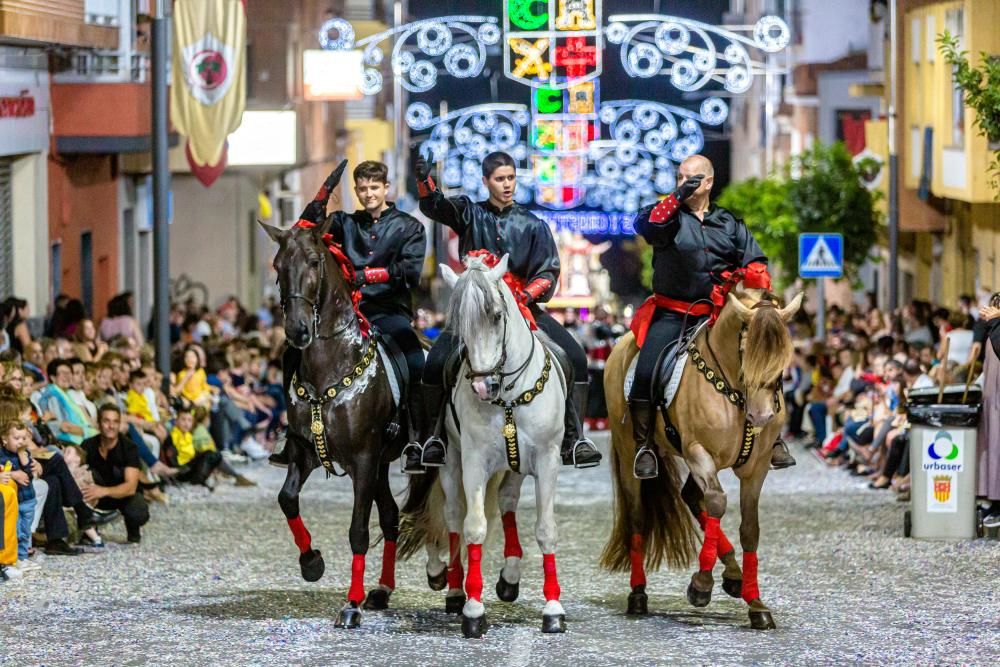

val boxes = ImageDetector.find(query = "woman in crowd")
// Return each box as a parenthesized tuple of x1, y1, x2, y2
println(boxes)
(100, 293, 144, 346)
(3, 298, 32, 356)
(976, 296, 1000, 527)
(73, 319, 108, 363)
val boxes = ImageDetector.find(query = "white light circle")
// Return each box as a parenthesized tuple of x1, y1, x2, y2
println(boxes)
(417, 23, 452, 56)
(634, 104, 660, 130)
(654, 22, 690, 56)
(670, 60, 699, 88)
(438, 124, 452, 138)
(405, 102, 434, 130)
(606, 22, 628, 44)
(628, 44, 663, 78)
(754, 16, 791, 52)
(655, 171, 675, 193)
(493, 122, 517, 148)
(444, 44, 480, 78)
(644, 130, 665, 152)
(361, 68, 383, 95)
(512, 143, 528, 161)
(615, 119, 640, 146)
(318, 18, 355, 51)
(408, 60, 437, 92)
(394, 51, 415, 74)
(364, 47, 383, 66)
(513, 110, 530, 125)
(616, 144, 638, 165)
(599, 105, 619, 125)
(444, 161, 462, 187)
(660, 121, 678, 141)
(725, 66, 751, 93)
(724, 43, 746, 64)
(472, 112, 497, 133)
(599, 160, 621, 179)
(455, 126, 473, 144)
(478, 22, 501, 45)
(624, 165, 642, 185)
(693, 51, 715, 71)
(462, 159, 480, 176)
(700, 97, 729, 125)
(680, 118, 698, 135)
(655, 156, 671, 170)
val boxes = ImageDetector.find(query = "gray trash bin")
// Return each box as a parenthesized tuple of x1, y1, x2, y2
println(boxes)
(905, 384, 981, 540)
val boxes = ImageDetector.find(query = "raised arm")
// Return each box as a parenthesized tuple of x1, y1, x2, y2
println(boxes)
(414, 155, 472, 235)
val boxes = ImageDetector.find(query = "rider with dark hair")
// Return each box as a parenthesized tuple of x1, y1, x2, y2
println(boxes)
(628, 154, 795, 479)
(414, 150, 602, 470)
(270, 160, 430, 473)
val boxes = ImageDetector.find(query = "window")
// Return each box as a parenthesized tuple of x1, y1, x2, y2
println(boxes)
(50, 243, 61, 306)
(81, 232, 94, 315)
(946, 8, 965, 148)
(910, 17, 922, 63)
(0, 159, 12, 298)
(925, 15, 936, 62)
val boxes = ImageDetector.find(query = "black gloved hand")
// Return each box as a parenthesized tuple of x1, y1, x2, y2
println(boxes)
(414, 155, 431, 181)
(673, 173, 705, 202)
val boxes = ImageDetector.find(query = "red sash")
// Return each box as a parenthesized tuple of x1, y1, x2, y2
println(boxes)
(293, 220, 370, 337)
(630, 262, 771, 348)
(465, 249, 537, 330)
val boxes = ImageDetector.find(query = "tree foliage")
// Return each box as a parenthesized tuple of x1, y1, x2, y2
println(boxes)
(718, 141, 882, 285)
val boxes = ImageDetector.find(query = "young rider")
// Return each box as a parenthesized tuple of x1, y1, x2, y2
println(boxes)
(629, 154, 796, 479)
(414, 150, 602, 470)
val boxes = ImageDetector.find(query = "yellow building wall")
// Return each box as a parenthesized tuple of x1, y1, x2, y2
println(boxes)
(903, 0, 1000, 203)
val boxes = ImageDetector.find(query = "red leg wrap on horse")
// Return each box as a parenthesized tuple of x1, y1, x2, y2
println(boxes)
(286, 516, 312, 554)
(629, 533, 646, 588)
(542, 553, 561, 601)
(466, 543, 484, 601)
(447, 532, 464, 590)
(379, 540, 397, 590)
(502, 511, 523, 559)
(699, 516, 721, 572)
(698, 511, 734, 557)
(348, 554, 366, 604)
(742, 551, 761, 603)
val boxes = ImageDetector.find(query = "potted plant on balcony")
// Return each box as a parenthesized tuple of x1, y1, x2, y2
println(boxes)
(938, 31, 1000, 193)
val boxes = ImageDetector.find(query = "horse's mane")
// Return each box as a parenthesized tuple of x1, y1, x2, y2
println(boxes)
(446, 255, 502, 344)
(741, 296, 793, 390)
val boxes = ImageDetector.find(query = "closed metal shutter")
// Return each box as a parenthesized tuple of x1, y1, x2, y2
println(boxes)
(0, 159, 13, 298)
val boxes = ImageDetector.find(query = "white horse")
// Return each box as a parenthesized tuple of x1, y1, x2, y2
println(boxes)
(434, 254, 569, 638)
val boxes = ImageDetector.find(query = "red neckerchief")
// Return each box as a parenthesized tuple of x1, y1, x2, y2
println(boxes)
(293, 220, 370, 337)
(464, 249, 537, 330)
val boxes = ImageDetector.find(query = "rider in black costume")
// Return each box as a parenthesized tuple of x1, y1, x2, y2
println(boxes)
(413, 150, 602, 470)
(628, 154, 797, 479)
(271, 161, 430, 473)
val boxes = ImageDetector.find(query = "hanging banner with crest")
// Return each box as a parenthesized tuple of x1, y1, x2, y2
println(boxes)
(171, 0, 247, 184)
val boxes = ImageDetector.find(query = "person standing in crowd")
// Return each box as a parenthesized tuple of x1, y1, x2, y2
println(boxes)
(416, 150, 602, 470)
(976, 296, 1000, 527)
(81, 405, 149, 545)
(100, 292, 144, 346)
(3, 297, 32, 355)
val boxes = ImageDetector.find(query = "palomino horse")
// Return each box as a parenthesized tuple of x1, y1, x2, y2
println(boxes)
(601, 284, 801, 629)
(401, 254, 569, 638)
(260, 215, 401, 630)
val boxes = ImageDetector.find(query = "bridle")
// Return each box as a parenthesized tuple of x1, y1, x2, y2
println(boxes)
(704, 295, 783, 403)
(279, 243, 354, 345)
(464, 283, 536, 393)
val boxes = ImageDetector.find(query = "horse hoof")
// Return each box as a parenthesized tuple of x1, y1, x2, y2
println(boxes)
(427, 569, 447, 591)
(542, 614, 566, 634)
(462, 613, 488, 639)
(445, 594, 466, 614)
(749, 609, 777, 630)
(686, 581, 712, 608)
(722, 577, 743, 599)
(363, 588, 391, 610)
(299, 549, 325, 582)
(334, 602, 362, 629)
(626, 591, 648, 615)
(495, 574, 520, 602)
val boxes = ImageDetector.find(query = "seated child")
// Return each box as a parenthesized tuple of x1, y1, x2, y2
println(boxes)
(171, 406, 255, 488)
(0, 420, 37, 567)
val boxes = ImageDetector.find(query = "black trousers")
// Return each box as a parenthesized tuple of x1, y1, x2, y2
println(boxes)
(96, 494, 149, 539)
(367, 311, 426, 384)
(423, 307, 588, 386)
(629, 309, 706, 402)
(39, 453, 93, 541)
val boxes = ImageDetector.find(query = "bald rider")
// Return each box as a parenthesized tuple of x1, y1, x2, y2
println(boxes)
(629, 155, 796, 479)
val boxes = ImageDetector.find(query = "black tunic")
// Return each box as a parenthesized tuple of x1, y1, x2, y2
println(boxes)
(634, 201, 768, 302)
(418, 192, 560, 303)
(326, 203, 426, 318)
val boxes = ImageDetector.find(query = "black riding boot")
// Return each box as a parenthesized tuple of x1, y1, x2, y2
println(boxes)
(401, 382, 430, 475)
(560, 382, 602, 468)
(420, 383, 446, 467)
(269, 347, 302, 468)
(770, 438, 797, 469)
(630, 398, 658, 479)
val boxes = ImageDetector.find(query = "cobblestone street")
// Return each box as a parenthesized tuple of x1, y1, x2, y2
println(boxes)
(3, 435, 999, 666)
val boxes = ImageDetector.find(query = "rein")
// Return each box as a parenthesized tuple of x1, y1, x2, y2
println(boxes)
(465, 284, 536, 392)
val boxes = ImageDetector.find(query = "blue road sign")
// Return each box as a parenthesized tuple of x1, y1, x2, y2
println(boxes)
(799, 233, 844, 279)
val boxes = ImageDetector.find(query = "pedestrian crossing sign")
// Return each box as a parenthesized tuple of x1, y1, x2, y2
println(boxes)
(798, 233, 843, 278)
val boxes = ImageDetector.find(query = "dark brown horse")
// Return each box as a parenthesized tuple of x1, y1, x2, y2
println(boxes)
(260, 203, 401, 629)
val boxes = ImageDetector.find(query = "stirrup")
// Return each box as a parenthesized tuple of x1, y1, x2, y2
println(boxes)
(570, 438, 602, 469)
(633, 446, 659, 480)
(420, 436, 446, 467)
(401, 442, 426, 475)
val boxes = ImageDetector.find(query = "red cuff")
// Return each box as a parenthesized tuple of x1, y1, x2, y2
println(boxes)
(648, 194, 681, 224)
(523, 277, 552, 302)
(295, 219, 314, 229)
(363, 267, 390, 284)
(417, 175, 436, 198)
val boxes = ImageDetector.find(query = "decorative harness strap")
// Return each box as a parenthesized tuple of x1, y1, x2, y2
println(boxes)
(291, 335, 378, 475)
(491, 349, 553, 473)
(686, 329, 781, 469)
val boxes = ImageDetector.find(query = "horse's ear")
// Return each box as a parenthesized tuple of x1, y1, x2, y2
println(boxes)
(440, 264, 459, 288)
(779, 292, 804, 323)
(315, 214, 335, 238)
(489, 254, 510, 281)
(726, 292, 753, 321)
(258, 220, 285, 244)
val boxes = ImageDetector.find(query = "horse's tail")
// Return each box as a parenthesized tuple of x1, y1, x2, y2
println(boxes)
(398, 468, 442, 561)
(600, 336, 698, 574)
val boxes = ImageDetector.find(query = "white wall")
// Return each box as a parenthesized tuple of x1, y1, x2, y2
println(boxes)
(796, 0, 871, 64)
(11, 153, 49, 313)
